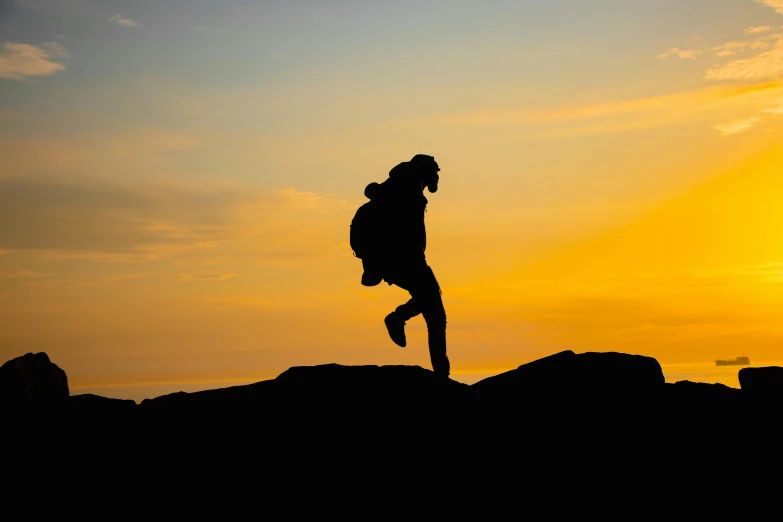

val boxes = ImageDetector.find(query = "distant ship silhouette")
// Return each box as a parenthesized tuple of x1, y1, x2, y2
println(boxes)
(715, 356, 750, 367)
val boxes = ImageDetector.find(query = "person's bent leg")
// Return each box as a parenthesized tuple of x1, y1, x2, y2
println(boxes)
(394, 298, 422, 321)
(383, 267, 422, 348)
(384, 297, 421, 348)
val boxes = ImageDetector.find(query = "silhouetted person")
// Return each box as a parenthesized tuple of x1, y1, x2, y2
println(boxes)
(356, 154, 449, 379)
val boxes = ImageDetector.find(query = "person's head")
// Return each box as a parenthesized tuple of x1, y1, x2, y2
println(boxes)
(410, 154, 440, 193)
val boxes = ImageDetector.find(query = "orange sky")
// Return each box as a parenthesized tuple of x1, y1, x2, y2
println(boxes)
(1, 0, 782, 388)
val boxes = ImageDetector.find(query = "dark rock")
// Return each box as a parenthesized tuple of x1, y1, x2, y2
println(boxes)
(657, 381, 756, 453)
(663, 381, 744, 421)
(739, 366, 783, 398)
(9, 348, 777, 471)
(473, 350, 664, 407)
(272, 363, 470, 410)
(665, 380, 741, 403)
(141, 363, 469, 411)
(139, 381, 278, 415)
(68, 394, 137, 416)
(138, 364, 471, 435)
(0, 352, 69, 408)
(6, 350, 780, 489)
(468, 351, 667, 450)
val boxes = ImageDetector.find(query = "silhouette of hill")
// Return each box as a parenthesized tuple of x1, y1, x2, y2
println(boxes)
(5, 349, 781, 424)
(3, 350, 780, 496)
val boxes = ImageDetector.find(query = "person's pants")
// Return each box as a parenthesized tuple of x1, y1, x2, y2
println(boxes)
(386, 262, 449, 377)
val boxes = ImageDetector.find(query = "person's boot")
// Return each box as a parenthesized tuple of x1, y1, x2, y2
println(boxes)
(384, 312, 407, 348)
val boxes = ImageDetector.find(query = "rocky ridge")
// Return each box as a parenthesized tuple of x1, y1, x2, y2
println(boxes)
(3, 349, 780, 484)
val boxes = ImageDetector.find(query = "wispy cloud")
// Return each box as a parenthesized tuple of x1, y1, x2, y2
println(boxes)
(21, 273, 145, 292)
(0, 126, 201, 180)
(0, 269, 51, 278)
(713, 117, 762, 136)
(662, 1, 783, 85)
(0, 178, 350, 267)
(709, 262, 783, 283)
(179, 273, 237, 282)
(706, 39, 783, 80)
(272, 188, 352, 214)
(756, 0, 783, 15)
(110, 14, 139, 28)
(165, 295, 275, 310)
(458, 262, 783, 352)
(745, 25, 773, 35)
(712, 40, 771, 57)
(0, 178, 238, 262)
(762, 101, 783, 113)
(422, 81, 783, 140)
(658, 47, 702, 59)
(0, 41, 69, 81)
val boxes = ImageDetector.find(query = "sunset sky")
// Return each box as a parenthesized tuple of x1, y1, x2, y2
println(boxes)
(1, 0, 782, 391)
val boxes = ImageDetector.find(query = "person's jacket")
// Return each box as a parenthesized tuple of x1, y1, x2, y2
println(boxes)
(365, 161, 428, 263)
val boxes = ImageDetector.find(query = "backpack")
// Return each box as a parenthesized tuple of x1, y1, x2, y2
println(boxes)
(350, 200, 379, 259)
(349, 182, 384, 260)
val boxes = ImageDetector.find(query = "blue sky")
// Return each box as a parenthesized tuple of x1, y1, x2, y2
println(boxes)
(3, 0, 777, 120)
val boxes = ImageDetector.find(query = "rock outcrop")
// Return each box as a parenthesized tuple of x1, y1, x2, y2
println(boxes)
(3, 350, 777, 500)
(739, 366, 783, 399)
(68, 394, 137, 416)
(472, 350, 664, 406)
(663, 380, 743, 406)
(2, 350, 782, 444)
(139, 363, 471, 426)
(0, 352, 69, 408)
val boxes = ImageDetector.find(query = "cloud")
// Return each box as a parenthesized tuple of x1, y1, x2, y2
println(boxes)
(179, 273, 237, 282)
(658, 47, 702, 59)
(110, 14, 139, 28)
(762, 101, 783, 113)
(20, 273, 145, 292)
(0, 269, 51, 278)
(0, 178, 240, 261)
(756, 0, 783, 15)
(0, 178, 350, 266)
(706, 39, 783, 80)
(0, 41, 69, 80)
(164, 295, 275, 310)
(423, 81, 783, 140)
(710, 262, 783, 283)
(0, 126, 201, 181)
(745, 26, 773, 35)
(272, 188, 352, 214)
(713, 40, 772, 57)
(713, 117, 762, 136)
